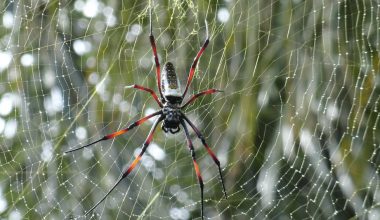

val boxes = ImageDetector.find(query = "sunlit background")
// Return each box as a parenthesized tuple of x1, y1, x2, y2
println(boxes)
(1, 0, 380, 219)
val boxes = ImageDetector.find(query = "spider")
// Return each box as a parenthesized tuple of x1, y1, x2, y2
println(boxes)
(65, 9, 227, 219)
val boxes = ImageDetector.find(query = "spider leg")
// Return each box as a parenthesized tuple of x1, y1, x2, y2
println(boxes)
(85, 116, 164, 216)
(182, 21, 209, 98)
(64, 110, 162, 153)
(125, 84, 163, 107)
(181, 89, 223, 109)
(149, 8, 164, 102)
(180, 120, 204, 220)
(181, 113, 228, 199)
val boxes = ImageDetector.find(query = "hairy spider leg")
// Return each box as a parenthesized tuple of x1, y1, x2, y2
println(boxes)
(149, 8, 164, 102)
(85, 116, 164, 216)
(182, 114, 228, 199)
(181, 89, 223, 109)
(64, 111, 162, 153)
(182, 21, 209, 98)
(180, 120, 205, 220)
(125, 84, 163, 107)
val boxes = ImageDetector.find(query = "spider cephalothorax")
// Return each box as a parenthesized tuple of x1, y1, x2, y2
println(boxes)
(162, 105, 182, 133)
(65, 8, 227, 220)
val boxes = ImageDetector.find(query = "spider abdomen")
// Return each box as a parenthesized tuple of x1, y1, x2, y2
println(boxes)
(162, 106, 181, 133)
(161, 62, 182, 103)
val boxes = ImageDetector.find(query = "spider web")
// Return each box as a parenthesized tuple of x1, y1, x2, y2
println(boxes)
(1, 0, 380, 219)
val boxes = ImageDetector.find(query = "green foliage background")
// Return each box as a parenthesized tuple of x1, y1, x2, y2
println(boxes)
(0, 0, 379, 219)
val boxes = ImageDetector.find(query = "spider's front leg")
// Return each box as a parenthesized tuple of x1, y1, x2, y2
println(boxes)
(180, 120, 205, 219)
(181, 113, 228, 199)
(64, 110, 162, 153)
(85, 115, 164, 216)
